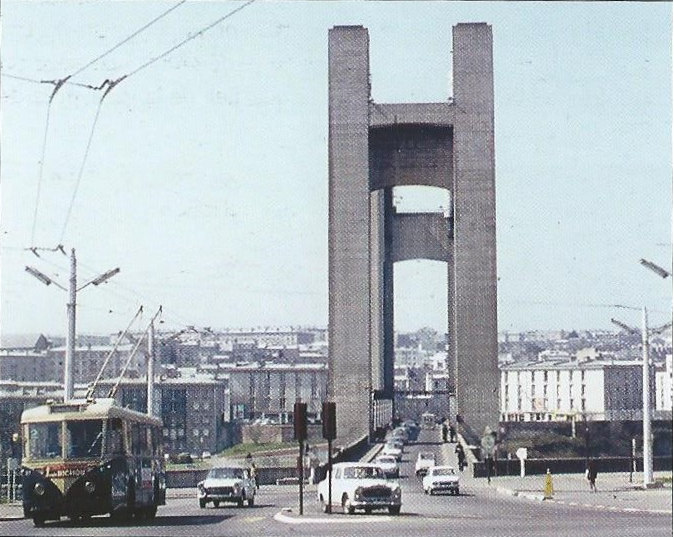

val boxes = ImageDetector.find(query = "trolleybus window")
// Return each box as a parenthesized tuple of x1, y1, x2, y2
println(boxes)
(27, 423, 62, 459)
(66, 419, 103, 458)
(105, 418, 125, 455)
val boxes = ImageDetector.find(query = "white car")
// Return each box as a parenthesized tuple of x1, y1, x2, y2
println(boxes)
(197, 465, 256, 508)
(381, 443, 403, 461)
(317, 462, 402, 515)
(374, 455, 399, 479)
(415, 451, 436, 477)
(422, 465, 460, 495)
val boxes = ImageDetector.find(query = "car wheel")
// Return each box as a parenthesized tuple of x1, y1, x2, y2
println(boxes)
(238, 494, 245, 508)
(342, 494, 354, 515)
(213, 500, 220, 508)
(429, 489, 434, 496)
(247, 497, 254, 507)
(33, 515, 46, 527)
(389, 505, 401, 515)
(199, 498, 206, 509)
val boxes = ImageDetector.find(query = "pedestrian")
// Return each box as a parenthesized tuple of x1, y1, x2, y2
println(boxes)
(449, 424, 456, 443)
(455, 443, 465, 471)
(245, 452, 253, 462)
(442, 422, 448, 443)
(586, 460, 598, 492)
(250, 462, 259, 489)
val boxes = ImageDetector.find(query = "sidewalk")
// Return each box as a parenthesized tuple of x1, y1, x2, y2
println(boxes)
(0, 501, 23, 521)
(440, 442, 672, 515)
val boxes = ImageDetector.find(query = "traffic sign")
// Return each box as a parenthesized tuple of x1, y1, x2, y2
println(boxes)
(481, 434, 495, 452)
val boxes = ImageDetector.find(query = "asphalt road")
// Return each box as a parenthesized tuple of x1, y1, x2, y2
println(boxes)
(3, 429, 671, 537)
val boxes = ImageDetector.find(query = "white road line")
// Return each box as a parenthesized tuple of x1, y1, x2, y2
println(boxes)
(274, 511, 393, 524)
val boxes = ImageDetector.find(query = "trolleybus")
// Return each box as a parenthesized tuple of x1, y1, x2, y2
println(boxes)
(20, 398, 166, 526)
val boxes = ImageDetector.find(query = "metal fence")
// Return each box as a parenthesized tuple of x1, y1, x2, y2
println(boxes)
(1, 458, 21, 504)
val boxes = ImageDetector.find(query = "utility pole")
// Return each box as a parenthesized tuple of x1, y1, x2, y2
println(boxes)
(26, 248, 120, 403)
(148, 318, 156, 416)
(641, 306, 654, 488)
(65, 249, 77, 401)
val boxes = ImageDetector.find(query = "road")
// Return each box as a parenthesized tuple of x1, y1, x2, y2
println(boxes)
(3, 429, 671, 537)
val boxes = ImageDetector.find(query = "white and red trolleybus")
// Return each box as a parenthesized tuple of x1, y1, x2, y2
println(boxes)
(20, 398, 166, 526)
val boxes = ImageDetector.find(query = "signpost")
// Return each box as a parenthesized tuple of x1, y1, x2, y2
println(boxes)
(322, 402, 336, 514)
(293, 402, 307, 515)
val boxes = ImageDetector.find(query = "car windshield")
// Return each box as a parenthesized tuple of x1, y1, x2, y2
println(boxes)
(420, 453, 434, 460)
(343, 466, 384, 479)
(208, 467, 246, 479)
(432, 468, 455, 476)
(377, 457, 395, 464)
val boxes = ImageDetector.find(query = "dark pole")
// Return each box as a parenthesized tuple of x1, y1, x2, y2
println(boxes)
(298, 439, 304, 515)
(327, 439, 333, 514)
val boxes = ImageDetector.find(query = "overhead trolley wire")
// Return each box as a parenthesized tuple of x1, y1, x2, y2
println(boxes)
(124, 0, 256, 80)
(57, 0, 255, 244)
(17, 1, 188, 247)
(68, 0, 187, 81)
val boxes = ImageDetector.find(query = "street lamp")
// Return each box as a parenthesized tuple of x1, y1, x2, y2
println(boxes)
(25, 248, 119, 401)
(639, 258, 671, 279)
(638, 257, 671, 488)
(610, 307, 653, 488)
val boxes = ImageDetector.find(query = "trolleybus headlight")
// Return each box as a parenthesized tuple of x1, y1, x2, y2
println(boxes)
(34, 482, 45, 496)
(84, 480, 96, 493)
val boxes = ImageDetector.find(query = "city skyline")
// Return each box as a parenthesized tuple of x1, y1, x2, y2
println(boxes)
(1, 2, 671, 339)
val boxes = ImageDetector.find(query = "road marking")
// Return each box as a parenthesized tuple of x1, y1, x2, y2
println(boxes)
(274, 512, 393, 524)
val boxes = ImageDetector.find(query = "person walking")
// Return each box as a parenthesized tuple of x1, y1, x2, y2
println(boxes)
(586, 460, 598, 492)
(449, 424, 456, 443)
(250, 462, 259, 490)
(455, 443, 465, 471)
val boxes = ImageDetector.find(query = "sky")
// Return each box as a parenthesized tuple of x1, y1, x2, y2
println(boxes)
(0, 1, 672, 339)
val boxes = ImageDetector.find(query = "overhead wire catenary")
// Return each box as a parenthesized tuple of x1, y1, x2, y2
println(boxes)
(57, 0, 256, 244)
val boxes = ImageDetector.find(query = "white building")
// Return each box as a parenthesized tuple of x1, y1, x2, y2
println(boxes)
(500, 360, 647, 422)
(655, 354, 673, 413)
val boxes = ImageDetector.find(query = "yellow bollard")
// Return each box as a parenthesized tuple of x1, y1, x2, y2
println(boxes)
(543, 468, 554, 500)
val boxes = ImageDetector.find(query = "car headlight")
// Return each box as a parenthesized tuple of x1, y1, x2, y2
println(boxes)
(84, 480, 96, 494)
(354, 486, 363, 500)
(233, 482, 241, 493)
(392, 485, 401, 498)
(34, 482, 45, 496)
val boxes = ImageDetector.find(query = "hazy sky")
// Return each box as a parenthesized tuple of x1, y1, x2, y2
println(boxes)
(1, 1, 672, 339)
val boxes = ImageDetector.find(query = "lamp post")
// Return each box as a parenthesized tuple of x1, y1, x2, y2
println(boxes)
(26, 248, 119, 401)
(640, 306, 654, 487)
(610, 309, 653, 489)
(638, 258, 671, 487)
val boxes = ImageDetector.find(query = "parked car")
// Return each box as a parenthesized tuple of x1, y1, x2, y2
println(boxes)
(381, 442, 403, 461)
(422, 465, 460, 495)
(374, 455, 400, 479)
(197, 464, 256, 508)
(317, 462, 402, 515)
(415, 451, 436, 477)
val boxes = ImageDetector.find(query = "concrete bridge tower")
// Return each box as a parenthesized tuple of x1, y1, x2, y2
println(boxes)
(328, 23, 498, 445)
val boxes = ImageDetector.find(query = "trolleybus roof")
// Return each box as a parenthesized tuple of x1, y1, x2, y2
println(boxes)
(21, 398, 162, 426)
